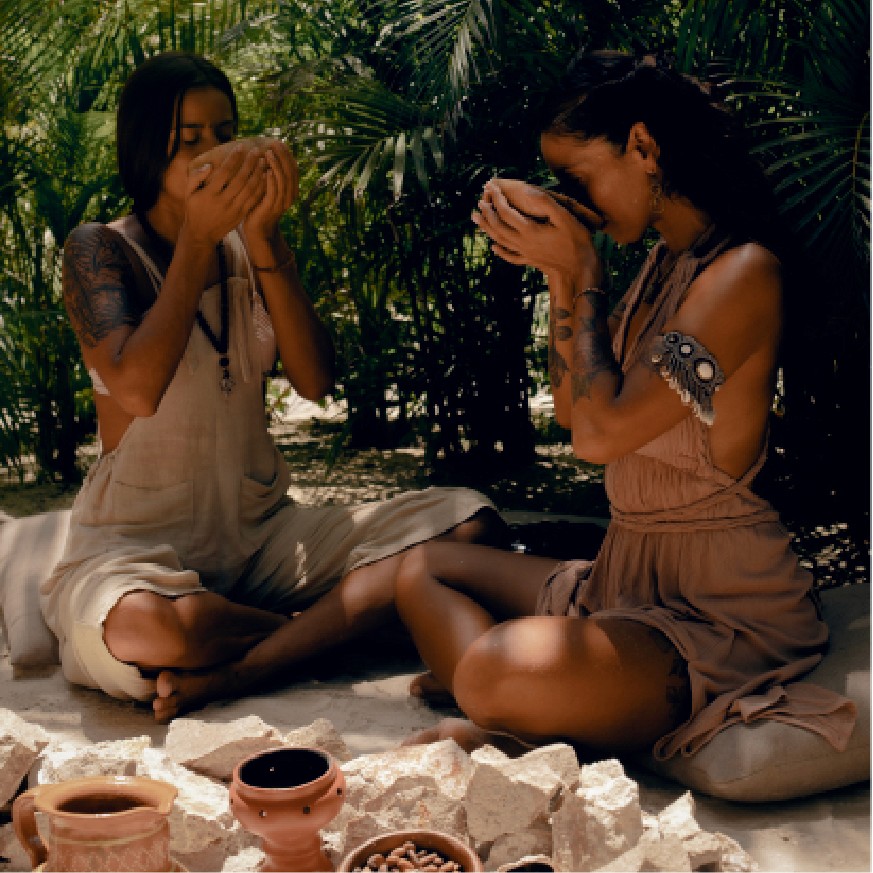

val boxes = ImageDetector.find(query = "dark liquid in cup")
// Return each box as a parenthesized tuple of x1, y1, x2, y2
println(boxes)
(239, 748, 330, 789)
(57, 794, 150, 815)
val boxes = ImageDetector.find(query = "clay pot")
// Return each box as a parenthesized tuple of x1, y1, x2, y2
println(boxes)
(12, 775, 178, 872)
(230, 746, 345, 872)
(338, 830, 484, 872)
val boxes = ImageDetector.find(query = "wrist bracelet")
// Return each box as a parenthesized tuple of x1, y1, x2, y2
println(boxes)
(572, 287, 607, 304)
(252, 252, 296, 273)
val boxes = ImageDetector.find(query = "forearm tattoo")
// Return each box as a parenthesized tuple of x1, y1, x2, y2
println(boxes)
(549, 305, 572, 388)
(63, 227, 140, 349)
(571, 291, 621, 402)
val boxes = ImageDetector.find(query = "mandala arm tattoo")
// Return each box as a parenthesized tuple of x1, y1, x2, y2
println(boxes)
(571, 291, 621, 402)
(63, 227, 140, 350)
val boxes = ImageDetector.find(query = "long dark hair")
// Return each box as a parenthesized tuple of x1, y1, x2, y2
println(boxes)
(116, 52, 238, 212)
(540, 51, 783, 255)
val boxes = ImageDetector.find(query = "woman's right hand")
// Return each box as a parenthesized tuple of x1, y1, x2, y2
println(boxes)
(476, 178, 603, 283)
(182, 140, 270, 247)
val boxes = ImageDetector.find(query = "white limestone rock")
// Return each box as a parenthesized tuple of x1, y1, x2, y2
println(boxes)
(651, 792, 757, 871)
(221, 845, 266, 872)
(30, 735, 150, 785)
(323, 740, 475, 858)
(0, 709, 49, 807)
(324, 810, 386, 867)
(175, 823, 261, 873)
(682, 831, 758, 872)
(284, 718, 351, 762)
(164, 715, 285, 782)
(139, 746, 237, 856)
(342, 739, 472, 807)
(484, 818, 552, 871)
(596, 830, 691, 872)
(551, 758, 644, 872)
(465, 743, 579, 844)
(657, 791, 701, 841)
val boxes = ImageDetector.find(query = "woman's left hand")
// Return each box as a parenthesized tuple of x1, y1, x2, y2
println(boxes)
(189, 136, 298, 243)
(475, 179, 602, 282)
(242, 138, 299, 244)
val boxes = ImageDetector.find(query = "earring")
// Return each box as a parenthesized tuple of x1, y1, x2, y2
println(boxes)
(649, 175, 664, 218)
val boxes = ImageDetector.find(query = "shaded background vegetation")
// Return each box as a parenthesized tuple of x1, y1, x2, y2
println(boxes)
(0, 0, 868, 549)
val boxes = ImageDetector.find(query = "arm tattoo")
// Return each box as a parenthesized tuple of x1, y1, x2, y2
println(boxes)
(63, 226, 140, 349)
(549, 304, 572, 388)
(571, 291, 621, 402)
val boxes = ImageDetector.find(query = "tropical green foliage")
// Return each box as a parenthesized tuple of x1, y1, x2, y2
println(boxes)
(0, 0, 868, 529)
(0, 0, 277, 481)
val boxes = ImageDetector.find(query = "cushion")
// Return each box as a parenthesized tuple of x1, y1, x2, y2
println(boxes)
(636, 583, 870, 801)
(0, 510, 70, 666)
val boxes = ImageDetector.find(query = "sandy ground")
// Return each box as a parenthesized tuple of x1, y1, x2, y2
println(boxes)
(0, 622, 869, 873)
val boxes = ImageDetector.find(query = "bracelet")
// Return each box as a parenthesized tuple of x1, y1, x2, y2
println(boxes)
(252, 251, 296, 273)
(572, 287, 607, 304)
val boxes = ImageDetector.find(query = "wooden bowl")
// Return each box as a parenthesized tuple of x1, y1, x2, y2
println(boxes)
(338, 829, 484, 872)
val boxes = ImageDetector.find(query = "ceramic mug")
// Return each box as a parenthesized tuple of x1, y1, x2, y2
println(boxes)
(230, 746, 345, 872)
(12, 775, 177, 872)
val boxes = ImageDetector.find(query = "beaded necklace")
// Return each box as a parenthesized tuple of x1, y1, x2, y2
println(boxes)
(136, 212, 235, 395)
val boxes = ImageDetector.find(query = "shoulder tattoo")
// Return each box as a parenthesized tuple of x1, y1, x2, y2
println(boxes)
(63, 227, 140, 348)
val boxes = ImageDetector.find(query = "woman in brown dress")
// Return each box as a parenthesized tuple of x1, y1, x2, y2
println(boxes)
(397, 51, 855, 759)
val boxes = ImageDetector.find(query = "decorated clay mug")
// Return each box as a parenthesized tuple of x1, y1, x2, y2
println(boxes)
(230, 746, 345, 872)
(12, 775, 177, 872)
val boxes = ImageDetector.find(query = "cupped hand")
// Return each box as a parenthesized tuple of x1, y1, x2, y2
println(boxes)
(184, 140, 269, 247)
(474, 178, 602, 281)
(242, 139, 299, 244)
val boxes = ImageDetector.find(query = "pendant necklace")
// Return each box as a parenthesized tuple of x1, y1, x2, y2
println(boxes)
(136, 212, 234, 395)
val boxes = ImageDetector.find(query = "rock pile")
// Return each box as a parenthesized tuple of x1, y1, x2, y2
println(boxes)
(0, 709, 756, 872)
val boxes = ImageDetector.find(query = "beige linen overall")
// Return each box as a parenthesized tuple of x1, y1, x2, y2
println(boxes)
(42, 229, 492, 700)
(537, 231, 856, 760)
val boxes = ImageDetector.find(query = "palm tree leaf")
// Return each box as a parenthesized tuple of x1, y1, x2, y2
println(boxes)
(393, 131, 407, 200)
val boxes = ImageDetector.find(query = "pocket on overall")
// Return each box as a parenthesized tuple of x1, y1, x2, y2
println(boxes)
(86, 479, 195, 552)
(239, 470, 289, 529)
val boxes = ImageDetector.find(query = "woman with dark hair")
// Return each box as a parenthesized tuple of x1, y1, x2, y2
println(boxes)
(44, 51, 504, 721)
(395, 52, 855, 758)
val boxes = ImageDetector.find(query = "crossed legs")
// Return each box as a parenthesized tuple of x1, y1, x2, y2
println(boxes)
(101, 508, 507, 721)
(394, 542, 691, 754)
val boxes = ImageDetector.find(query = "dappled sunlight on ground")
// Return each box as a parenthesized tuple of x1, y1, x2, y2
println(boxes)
(0, 412, 866, 588)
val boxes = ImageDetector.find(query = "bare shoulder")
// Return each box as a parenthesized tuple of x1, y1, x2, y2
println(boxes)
(63, 222, 139, 349)
(63, 222, 132, 279)
(681, 241, 783, 340)
(691, 242, 782, 311)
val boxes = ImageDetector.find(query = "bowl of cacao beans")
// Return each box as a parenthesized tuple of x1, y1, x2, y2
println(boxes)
(338, 829, 484, 872)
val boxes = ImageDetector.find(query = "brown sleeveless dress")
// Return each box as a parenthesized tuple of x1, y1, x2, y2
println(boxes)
(536, 231, 856, 760)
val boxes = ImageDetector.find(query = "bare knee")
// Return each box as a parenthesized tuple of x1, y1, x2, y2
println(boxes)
(452, 634, 516, 732)
(395, 545, 432, 608)
(443, 508, 510, 548)
(103, 591, 197, 668)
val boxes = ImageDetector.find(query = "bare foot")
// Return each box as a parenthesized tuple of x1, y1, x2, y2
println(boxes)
(153, 667, 231, 723)
(409, 671, 457, 707)
(401, 717, 536, 756)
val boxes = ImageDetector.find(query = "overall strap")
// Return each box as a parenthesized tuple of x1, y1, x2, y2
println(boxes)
(108, 226, 163, 305)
